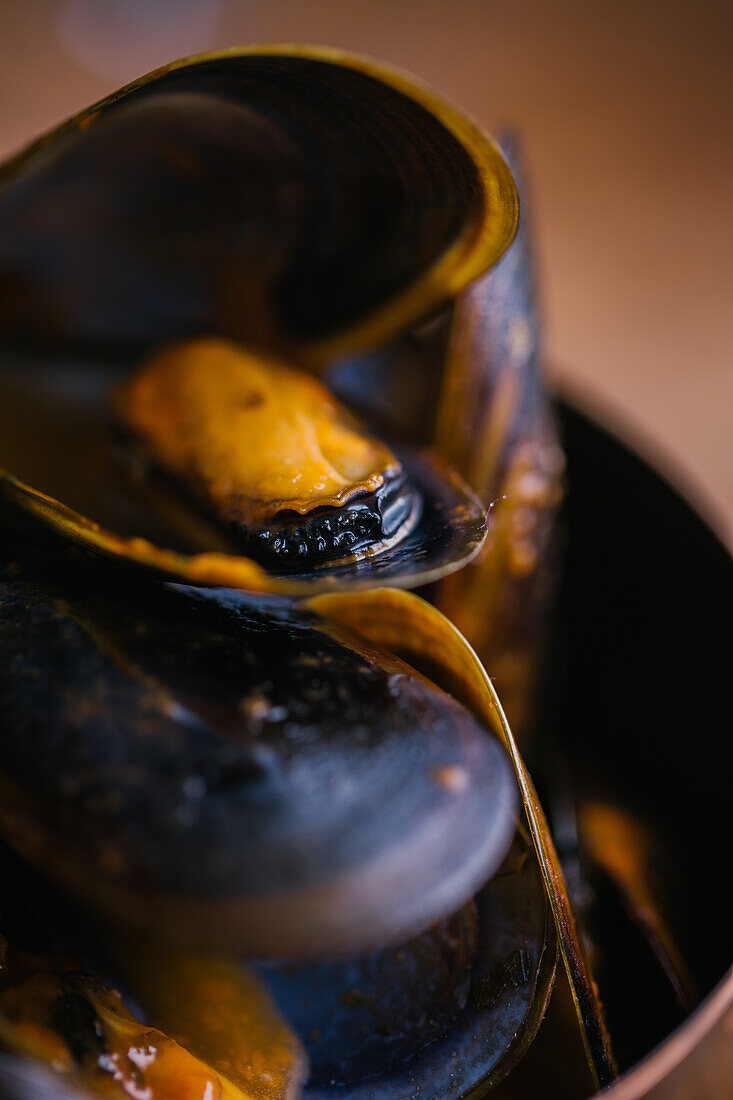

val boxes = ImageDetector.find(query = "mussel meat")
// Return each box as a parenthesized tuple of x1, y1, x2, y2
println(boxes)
(114, 338, 422, 569)
(0, 851, 307, 1100)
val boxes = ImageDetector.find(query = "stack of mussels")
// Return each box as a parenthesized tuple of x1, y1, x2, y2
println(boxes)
(0, 49, 564, 1100)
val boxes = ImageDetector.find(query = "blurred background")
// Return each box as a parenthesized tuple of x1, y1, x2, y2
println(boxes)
(0, 0, 731, 539)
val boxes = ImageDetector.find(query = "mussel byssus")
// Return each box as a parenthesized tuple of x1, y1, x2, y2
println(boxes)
(0, 555, 560, 1100)
(0, 44, 573, 1100)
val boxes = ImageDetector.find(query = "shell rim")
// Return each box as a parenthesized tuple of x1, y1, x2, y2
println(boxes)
(0, 460, 488, 596)
(0, 43, 519, 365)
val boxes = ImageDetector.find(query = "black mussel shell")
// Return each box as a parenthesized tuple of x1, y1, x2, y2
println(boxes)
(0, 563, 517, 957)
(254, 837, 555, 1099)
(0, 48, 516, 361)
(254, 904, 478, 1085)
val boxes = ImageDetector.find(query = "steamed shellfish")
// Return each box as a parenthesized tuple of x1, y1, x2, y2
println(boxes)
(0, 43, 574, 1100)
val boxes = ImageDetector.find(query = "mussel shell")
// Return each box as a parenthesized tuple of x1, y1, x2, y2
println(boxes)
(256, 837, 555, 1100)
(431, 136, 563, 741)
(435, 134, 547, 500)
(0, 835, 552, 1100)
(0, 563, 517, 957)
(254, 904, 478, 1085)
(0, 47, 516, 362)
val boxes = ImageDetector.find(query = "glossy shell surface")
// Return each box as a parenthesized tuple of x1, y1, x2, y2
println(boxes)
(0, 563, 517, 957)
(0, 47, 517, 362)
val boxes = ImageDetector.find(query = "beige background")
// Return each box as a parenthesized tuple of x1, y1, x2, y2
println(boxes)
(1, 0, 731, 542)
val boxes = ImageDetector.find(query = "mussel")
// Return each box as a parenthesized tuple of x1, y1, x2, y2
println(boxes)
(0, 969, 281, 1100)
(0, 847, 308, 1100)
(0, 822, 553, 1100)
(0, 46, 519, 595)
(0, 559, 517, 956)
(0, 44, 569, 1100)
(0, 551, 560, 1100)
(253, 836, 555, 1099)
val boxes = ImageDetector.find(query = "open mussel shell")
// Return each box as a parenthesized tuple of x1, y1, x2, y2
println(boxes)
(0, 46, 516, 595)
(0, 562, 517, 957)
(0, 970, 270, 1100)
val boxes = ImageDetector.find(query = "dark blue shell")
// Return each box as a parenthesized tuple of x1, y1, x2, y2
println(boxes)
(253, 838, 554, 1100)
(0, 563, 517, 957)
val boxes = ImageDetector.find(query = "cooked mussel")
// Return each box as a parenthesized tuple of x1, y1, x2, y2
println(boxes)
(0, 851, 308, 1100)
(0, 971, 255, 1100)
(0, 354, 487, 591)
(0, 560, 517, 956)
(0, 45, 575, 1100)
(100, 837, 554, 1100)
(0, 46, 518, 594)
(0, 829, 553, 1100)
